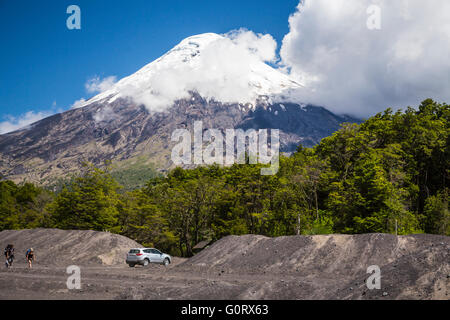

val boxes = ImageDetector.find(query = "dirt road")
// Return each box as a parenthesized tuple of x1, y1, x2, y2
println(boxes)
(0, 230, 449, 300)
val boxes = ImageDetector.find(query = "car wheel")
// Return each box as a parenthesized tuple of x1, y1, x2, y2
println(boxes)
(143, 259, 150, 267)
(128, 264, 135, 268)
(163, 258, 170, 266)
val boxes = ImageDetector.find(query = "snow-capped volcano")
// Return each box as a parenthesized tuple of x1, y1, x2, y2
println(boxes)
(0, 31, 359, 188)
(81, 32, 303, 111)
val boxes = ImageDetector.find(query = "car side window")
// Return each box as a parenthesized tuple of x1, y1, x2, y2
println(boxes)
(143, 249, 151, 254)
(150, 249, 160, 254)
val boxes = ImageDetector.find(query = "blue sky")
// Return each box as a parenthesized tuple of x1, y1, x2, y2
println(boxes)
(0, 0, 299, 121)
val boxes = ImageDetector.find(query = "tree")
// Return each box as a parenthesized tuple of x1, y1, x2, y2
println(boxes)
(423, 189, 449, 235)
(48, 165, 122, 231)
(0, 180, 53, 231)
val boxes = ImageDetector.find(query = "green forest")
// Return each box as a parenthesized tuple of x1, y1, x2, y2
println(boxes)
(1, 99, 448, 257)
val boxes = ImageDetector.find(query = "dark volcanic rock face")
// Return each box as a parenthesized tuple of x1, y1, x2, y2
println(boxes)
(238, 102, 357, 150)
(0, 94, 359, 184)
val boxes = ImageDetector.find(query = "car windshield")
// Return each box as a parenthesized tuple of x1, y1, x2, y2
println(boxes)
(129, 249, 141, 254)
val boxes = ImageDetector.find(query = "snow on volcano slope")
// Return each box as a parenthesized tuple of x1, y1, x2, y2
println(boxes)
(80, 32, 304, 112)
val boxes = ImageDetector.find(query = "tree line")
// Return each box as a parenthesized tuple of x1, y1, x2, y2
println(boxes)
(0, 99, 448, 256)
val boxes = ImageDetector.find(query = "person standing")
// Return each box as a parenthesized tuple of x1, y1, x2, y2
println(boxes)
(25, 248, 35, 269)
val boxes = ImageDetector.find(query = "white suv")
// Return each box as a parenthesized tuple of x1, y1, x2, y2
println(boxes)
(126, 248, 172, 267)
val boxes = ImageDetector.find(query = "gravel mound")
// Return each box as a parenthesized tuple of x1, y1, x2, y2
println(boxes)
(1, 230, 448, 299)
(0, 228, 141, 266)
(177, 233, 450, 299)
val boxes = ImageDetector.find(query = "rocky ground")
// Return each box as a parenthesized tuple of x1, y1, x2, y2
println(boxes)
(0, 230, 448, 300)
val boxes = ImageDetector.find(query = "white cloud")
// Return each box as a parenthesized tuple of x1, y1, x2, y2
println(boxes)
(93, 106, 118, 122)
(93, 30, 292, 112)
(70, 98, 87, 109)
(0, 111, 54, 134)
(280, 0, 450, 117)
(85, 75, 117, 94)
(67, 76, 118, 110)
